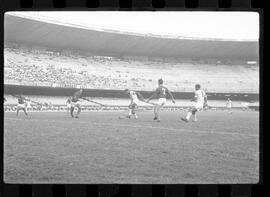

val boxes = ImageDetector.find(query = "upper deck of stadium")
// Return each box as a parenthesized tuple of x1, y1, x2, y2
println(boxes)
(5, 13, 259, 61)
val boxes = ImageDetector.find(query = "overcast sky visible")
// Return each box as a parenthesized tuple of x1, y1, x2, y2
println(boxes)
(7, 11, 259, 41)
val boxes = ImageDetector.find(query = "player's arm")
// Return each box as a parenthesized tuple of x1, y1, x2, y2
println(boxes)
(147, 91, 157, 102)
(167, 88, 175, 103)
(191, 92, 197, 102)
(136, 92, 145, 101)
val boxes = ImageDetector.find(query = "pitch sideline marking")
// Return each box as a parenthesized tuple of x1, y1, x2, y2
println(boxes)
(4, 117, 259, 138)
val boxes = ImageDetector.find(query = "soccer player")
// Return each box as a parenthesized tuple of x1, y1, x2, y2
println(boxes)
(70, 88, 83, 118)
(124, 89, 145, 119)
(66, 97, 72, 113)
(226, 98, 233, 114)
(181, 84, 206, 122)
(16, 95, 28, 116)
(147, 78, 175, 122)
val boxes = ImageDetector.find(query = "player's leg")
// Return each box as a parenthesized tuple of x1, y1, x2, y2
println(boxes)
(16, 105, 23, 116)
(192, 108, 197, 122)
(131, 104, 138, 119)
(127, 104, 132, 118)
(70, 103, 75, 117)
(23, 107, 28, 116)
(181, 107, 196, 122)
(16, 106, 20, 116)
(153, 104, 157, 120)
(75, 103, 81, 118)
(154, 99, 161, 120)
(156, 104, 164, 121)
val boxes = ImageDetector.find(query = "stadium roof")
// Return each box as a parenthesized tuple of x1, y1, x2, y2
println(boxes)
(5, 14, 259, 60)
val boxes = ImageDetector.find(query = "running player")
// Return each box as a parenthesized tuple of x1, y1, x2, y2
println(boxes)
(124, 89, 145, 119)
(16, 95, 28, 116)
(147, 79, 175, 122)
(226, 98, 233, 114)
(70, 88, 83, 118)
(181, 84, 206, 122)
(66, 97, 72, 113)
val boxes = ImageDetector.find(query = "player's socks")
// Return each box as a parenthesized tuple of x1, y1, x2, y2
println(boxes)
(192, 114, 197, 122)
(70, 107, 75, 117)
(128, 109, 132, 116)
(186, 112, 192, 121)
(134, 114, 138, 119)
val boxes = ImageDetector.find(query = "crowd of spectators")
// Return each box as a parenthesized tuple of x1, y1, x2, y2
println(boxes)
(4, 45, 259, 93)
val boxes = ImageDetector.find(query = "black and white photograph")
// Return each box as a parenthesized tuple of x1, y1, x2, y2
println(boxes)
(3, 11, 259, 184)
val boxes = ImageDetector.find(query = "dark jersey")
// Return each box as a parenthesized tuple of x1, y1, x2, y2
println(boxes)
(155, 86, 169, 99)
(72, 91, 82, 102)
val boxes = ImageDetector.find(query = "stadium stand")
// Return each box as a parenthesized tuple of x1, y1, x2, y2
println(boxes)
(4, 46, 259, 93)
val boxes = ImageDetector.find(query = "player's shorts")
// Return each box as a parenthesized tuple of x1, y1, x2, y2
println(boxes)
(67, 104, 71, 108)
(17, 103, 26, 110)
(227, 105, 232, 109)
(193, 102, 204, 110)
(129, 100, 139, 109)
(157, 98, 166, 106)
(71, 101, 81, 108)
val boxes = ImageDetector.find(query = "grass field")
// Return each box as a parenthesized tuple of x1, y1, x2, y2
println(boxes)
(4, 110, 259, 184)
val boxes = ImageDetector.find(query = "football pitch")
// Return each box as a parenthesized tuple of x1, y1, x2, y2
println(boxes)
(4, 110, 259, 184)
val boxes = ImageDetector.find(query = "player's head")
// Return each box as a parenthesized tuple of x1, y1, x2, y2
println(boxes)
(79, 88, 83, 93)
(158, 78, 163, 85)
(228, 98, 231, 101)
(195, 84, 201, 90)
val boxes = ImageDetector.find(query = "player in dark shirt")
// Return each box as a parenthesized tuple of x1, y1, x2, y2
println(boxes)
(70, 88, 83, 118)
(16, 95, 28, 116)
(147, 79, 175, 121)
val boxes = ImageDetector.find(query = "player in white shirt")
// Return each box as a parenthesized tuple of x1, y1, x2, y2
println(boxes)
(124, 89, 145, 119)
(226, 98, 233, 114)
(181, 84, 206, 122)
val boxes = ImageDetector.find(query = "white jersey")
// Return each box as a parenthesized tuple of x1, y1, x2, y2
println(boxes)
(128, 91, 140, 105)
(129, 91, 139, 101)
(227, 100, 232, 108)
(195, 90, 206, 104)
